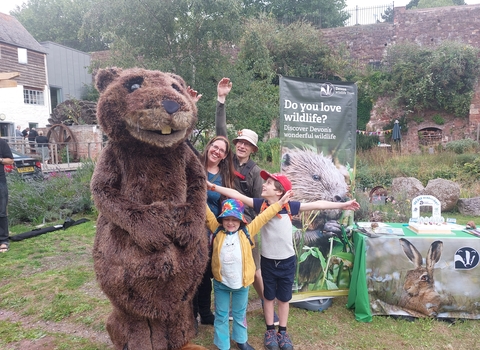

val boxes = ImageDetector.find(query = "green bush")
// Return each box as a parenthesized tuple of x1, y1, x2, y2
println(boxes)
(463, 157, 480, 179)
(455, 153, 478, 166)
(255, 138, 281, 170)
(432, 114, 445, 125)
(356, 133, 380, 151)
(7, 160, 95, 225)
(445, 139, 480, 154)
(381, 41, 480, 117)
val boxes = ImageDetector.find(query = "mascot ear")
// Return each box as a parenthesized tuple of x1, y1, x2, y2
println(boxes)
(96, 67, 122, 93)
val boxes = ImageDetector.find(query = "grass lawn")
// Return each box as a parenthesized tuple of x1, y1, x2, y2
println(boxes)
(1, 215, 480, 350)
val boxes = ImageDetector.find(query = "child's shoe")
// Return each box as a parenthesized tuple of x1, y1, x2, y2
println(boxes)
(235, 341, 255, 350)
(277, 331, 294, 350)
(264, 329, 280, 350)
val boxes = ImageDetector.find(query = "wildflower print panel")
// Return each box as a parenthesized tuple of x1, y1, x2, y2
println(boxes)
(366, 235, 480, 319)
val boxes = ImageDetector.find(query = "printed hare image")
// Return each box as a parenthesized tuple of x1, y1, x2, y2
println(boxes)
(91, 68, 208, 350)
(398, 238, 443, 317)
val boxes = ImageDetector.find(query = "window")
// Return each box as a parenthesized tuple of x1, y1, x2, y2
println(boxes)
(24, 89, 44, 105)
(50, 87, 62, 110)
(18, 48, 27, 64)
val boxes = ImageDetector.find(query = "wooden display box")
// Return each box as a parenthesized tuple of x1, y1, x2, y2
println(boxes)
(408, 223, 452, 234)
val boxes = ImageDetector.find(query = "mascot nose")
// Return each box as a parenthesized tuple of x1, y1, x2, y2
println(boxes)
(162, 100, 180, 114)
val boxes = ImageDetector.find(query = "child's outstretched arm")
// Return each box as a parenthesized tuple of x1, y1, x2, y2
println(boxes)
(246, 190, 294, 237)
(299, 198, 360, 212)
(278, 190, 294, 207)
(206, 180, 254, 208)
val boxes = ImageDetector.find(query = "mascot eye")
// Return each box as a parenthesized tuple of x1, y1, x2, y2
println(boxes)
(312, 174, 321, 181)
(125, 78, 144, 93)
(172, 84, 181, 92)
(130, 83, 141, 91)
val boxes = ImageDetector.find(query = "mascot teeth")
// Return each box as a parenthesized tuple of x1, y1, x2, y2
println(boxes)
(161, 126, 172, 134)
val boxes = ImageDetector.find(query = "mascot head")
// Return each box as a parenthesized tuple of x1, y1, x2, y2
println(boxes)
(95, 67, 197, 150)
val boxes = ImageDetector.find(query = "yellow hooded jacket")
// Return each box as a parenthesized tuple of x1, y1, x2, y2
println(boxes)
(206, 202, 282, 288)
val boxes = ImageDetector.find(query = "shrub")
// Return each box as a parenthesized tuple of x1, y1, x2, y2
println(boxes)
(463, 157, 480, 179)
(432, 114, 445, 125)
(445, 139, 480, 154)
(382, 41, 480, 117)
(7, 160, 95, 225)
(255, 138, 281, 170)
(356, 133, 380, 151)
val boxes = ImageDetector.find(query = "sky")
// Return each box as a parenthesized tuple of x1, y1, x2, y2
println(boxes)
(0, 0, 26, 14)
(1, 0, 480, 15)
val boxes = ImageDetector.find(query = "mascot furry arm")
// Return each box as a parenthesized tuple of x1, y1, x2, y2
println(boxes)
(91, 67, 208, 350)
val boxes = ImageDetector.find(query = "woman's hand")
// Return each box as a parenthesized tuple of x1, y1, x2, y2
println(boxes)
(217, 78, 232, 103)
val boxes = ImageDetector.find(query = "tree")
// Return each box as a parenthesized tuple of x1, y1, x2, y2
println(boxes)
(238, 17, 345, 82)
(80, 0, 245, 132)
(406, 0, 466, 9)
(217, 16, 350, 139)
(381, 6, 394, 23)
(241, 0, 349, 28)
(11, 0, 106, 52)
(382, 41, 480, 117)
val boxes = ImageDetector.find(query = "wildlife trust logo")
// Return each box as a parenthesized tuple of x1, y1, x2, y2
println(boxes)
(454, 247, 479, 270)
(320, 82, 334, 97)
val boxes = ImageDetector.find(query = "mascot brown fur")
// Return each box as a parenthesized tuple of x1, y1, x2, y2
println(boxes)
(91, 67, 208, 350)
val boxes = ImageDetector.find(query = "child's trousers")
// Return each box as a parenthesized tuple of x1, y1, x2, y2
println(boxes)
(213, 279, 249, 350)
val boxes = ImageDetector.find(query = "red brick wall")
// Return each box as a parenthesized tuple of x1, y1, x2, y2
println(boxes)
(321, 5, 480, 134)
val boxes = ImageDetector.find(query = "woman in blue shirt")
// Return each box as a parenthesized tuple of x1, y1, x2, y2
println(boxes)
(194, 135, 235, 325)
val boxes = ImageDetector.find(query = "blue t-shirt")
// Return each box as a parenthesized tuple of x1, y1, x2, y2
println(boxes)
(207, 172, 223, 216)
(253, 198, 301, 217)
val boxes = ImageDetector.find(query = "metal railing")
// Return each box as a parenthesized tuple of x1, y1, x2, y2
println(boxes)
(345, 3, 395, 26)
(266, 3, 395, 28)
(6, 139, 106, 166)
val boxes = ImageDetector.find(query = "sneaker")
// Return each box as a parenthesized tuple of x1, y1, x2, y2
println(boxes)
(236, 341, 255, 350)
(273, 311, 279, 326)
(264, 329, 280, 350)
(277, 331, 293, 350)
(229, 310, 233, 321)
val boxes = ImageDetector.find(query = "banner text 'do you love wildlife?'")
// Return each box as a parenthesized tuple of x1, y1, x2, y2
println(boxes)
(283, 100, 342, 140)
(279, 76, 357, 164)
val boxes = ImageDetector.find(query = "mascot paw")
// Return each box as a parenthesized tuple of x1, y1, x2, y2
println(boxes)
(323, 220, 343, 237)
(180, 342, 208, 350)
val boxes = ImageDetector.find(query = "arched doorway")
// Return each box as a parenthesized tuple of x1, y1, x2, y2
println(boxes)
(418, 127, 442, 146)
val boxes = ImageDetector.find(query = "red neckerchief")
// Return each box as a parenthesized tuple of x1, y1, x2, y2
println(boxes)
(260, 200, 292, 221)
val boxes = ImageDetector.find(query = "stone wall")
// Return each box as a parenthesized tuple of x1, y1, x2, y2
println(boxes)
(321, 4, 480, 140)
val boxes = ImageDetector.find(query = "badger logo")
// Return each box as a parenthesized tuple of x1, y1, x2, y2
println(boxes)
(320, 82, 334, 97)
(454, 247, 479, 270)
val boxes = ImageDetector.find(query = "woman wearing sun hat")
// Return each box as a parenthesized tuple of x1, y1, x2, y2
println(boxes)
(206, 190, 292, 350)
(215, 78, 280, 324)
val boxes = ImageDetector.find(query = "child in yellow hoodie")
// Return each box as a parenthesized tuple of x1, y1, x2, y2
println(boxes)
(206, 190, 292, 350)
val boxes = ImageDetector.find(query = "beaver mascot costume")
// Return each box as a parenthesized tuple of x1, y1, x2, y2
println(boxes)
(91, 67, 208, 350)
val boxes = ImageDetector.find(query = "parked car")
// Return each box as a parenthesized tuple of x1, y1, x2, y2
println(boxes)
(4, 150, 43, 180)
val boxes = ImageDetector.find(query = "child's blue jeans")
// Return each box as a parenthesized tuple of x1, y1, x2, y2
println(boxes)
(213, 279, 249, 350)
